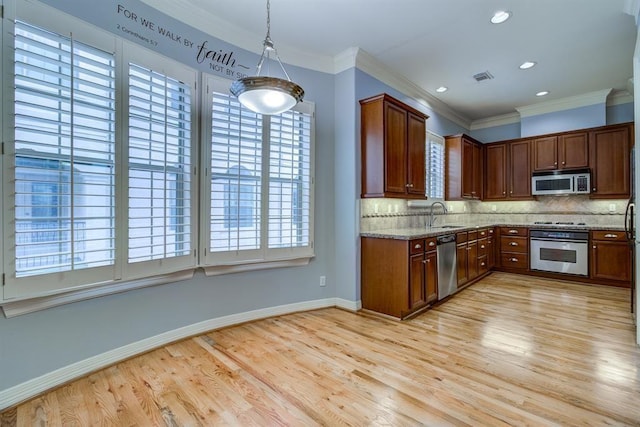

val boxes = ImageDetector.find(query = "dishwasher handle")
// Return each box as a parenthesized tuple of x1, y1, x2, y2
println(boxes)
(437, 234, 457, 245)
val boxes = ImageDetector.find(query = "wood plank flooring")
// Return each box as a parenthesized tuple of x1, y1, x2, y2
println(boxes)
(3, 272, 640, 426)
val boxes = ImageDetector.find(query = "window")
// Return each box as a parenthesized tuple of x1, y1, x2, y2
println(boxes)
(204, 76, 314, 269)
(3, 9, 313, 304)
(10, 21, 116, 296)
(426, 131, 445, 200)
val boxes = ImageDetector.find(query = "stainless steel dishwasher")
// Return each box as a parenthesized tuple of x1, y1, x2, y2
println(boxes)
(437, 234, 458, 300)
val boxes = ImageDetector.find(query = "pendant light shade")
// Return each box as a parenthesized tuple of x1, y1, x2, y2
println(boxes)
(230, 0, 304, 115)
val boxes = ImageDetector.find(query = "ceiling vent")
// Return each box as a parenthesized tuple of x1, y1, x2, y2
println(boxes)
(473, 71, 494, 82)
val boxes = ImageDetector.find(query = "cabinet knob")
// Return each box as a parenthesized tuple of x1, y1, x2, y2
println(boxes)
(510, 191, 513, 195)
(510, 257, 518, 262)
(593, 188, 596, 192)
(414, 244, 422, 249)
(508, 230, 518, 234)
(423, 260, 428, 264)
(406, 183, 414, 188)
(481, 262, 486, 267)
(562, 161, 566, 165)
(481, 245, 485, 249)
(554, 162, 558, 165)
(604, 234, 618, 238)
(593, 245, 597, 249)
(429, 241, 435, 247)
(503, 191, 506, 195)
(509, 242, 518, 246)
(426, 259, 431, 263)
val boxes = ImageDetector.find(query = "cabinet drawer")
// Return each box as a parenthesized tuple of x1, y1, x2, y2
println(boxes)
(425, 237, 437, 251)
(468, 230, 478, 241)
(500, 236, 528, 253)
(591, 230, 627, 242)
(410, 239, 425, 254)
(478, 255, 488, 275)
(501, 227, 528, 236)
(501, 253, 529, 269)
(477, 237, 488, 257)
(456, 232, 468, 244)
(477, 228, 488, 238)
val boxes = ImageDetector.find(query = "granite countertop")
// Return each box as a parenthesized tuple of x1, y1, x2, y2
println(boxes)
(360, 223, 626, 240)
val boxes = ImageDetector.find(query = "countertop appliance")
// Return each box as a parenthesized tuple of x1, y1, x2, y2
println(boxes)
(530, 229, 589, 276)
(531, 168, 590, 196)
(437, 234, 457, 300)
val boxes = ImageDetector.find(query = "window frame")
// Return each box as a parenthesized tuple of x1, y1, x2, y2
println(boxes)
(200, 74, 315, 274)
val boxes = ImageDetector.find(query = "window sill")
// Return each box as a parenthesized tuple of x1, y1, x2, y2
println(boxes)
(1, 270, 195, 318)
(203, 256, 313, 276)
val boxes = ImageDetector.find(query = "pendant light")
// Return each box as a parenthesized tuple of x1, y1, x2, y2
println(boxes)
(230, 0, 304, 115)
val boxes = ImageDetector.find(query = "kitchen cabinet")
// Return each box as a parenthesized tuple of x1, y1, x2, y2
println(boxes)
(590, 230, 632, 286)
(446, 134, 483, 200)
(486, 228, 496, 270)
(485, 140, 532, 200)
(361, 236, 437, 319)
(498, 227, 529, 271)
(532, 132, 588, 171)
(589, 124, 632, 199)
(360, 93, 429, 199)
(456, 229, 490, 286)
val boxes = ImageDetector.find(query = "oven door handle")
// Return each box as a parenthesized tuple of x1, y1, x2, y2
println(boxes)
(530, 238, 588, 244)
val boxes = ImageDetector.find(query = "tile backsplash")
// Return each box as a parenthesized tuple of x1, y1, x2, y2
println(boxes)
(360, 196, 629, 232)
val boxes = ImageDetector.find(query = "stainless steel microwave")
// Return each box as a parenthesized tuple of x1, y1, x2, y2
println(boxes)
(531, 168, 591, 196)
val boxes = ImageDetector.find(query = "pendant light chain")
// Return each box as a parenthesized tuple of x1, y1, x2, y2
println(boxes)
(266, 0, 271, 40)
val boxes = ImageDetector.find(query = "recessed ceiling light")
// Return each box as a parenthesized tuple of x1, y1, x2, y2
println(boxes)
(436, 86, 448, 93)
(536, 91, 549, 97)
(491, 10, 512, 24)
(519, 61, 537, 70)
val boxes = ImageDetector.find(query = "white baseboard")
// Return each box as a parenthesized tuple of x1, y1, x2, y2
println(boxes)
(0, 297, 359, 411)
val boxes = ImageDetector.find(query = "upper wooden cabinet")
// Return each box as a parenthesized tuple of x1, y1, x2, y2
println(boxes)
(360, 94, 429, 199)
(589, 124, 633, 199)
(484, 140, 532, 200)
(445, 134, 483, 200)
(532, 131, 589, 171)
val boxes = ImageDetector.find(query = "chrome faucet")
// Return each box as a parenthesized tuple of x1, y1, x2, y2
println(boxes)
(428, 201, 447, 228)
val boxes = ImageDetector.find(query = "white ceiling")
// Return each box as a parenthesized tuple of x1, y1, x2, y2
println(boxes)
(143, 0, 637, 122)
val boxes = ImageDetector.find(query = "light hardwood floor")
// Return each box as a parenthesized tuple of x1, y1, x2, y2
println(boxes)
(3, 272, 640, 426)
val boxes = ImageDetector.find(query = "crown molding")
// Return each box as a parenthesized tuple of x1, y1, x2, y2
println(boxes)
(608, 90, 634, 106)
(353, 49, 471, 129)
(333, 47, 360, 74)
(470, 112, 521, 131)
(624, 0, 640, 23)
(516, 89, 612, 118)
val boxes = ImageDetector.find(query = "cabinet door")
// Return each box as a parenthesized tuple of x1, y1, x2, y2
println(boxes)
(533, 136, 558, 171)
(485, 144, 507, 200)
(462, 139, 475, 198)
(468, 240, 479, 280)
(406, 112, 426, 196)
(472, 143, 483, 199)
(409, 253, 426, 309)
(591, 241, 631, 282)
(589, 126, 631, 198)
(509, 140, 532, 199)
(384, 102, 408, 194)
(425, 250, 438, 303)
(559, 132, 588, 169)
(456, 243, 468, 285)
(487, 236, 496, 270)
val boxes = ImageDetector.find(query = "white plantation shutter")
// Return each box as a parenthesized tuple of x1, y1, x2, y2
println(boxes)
(203, 75, 314, 269)
(268, 110, 312, 249)
(210, 90, 263, 253)
(127, 63, 193, 265)
(7, 21, 116, 297)
(426, 131, 445, 200)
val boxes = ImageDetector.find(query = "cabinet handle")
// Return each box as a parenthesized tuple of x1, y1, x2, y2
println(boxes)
(604, 234, 618, 238)
(423, 260, 427, 264)
(593, 245, 597, 249)
(428, 241, 435, 247)
(426, 259, 431, 263)
(480, 245, 485, 249)
(554, 161, 557, 165)
(562, 161, 566, 165)
(593, 188, 596, 192)
(509, 242, 518, 246)
(510, 191, 513, 195)
(508, 230, 518, 234)
(406, 183, 414, 188)
(510, 257, 519, 262)
(503, 191, 506, 195)
(481, 262, 486, 267)
(489, 230, 494, 234)
(414, 244, 422, 249)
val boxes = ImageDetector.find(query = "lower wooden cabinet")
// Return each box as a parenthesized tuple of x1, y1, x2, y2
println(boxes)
(456, 229, 492, 287)
(361, 236, 437, 319)
(590, 230, 632, 286)
(498, 227, 529, 271)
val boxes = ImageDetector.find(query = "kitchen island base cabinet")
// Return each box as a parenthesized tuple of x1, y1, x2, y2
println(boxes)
(361, 236, 437, 319)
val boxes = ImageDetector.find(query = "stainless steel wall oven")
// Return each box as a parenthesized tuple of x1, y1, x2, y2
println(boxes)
(530, 229, 589, 276)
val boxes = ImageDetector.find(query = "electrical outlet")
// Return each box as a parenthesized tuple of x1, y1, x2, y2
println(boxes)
(491, 204, 497, 212)
(319, 276, 326, 287)
(609, 203, 616, 212)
